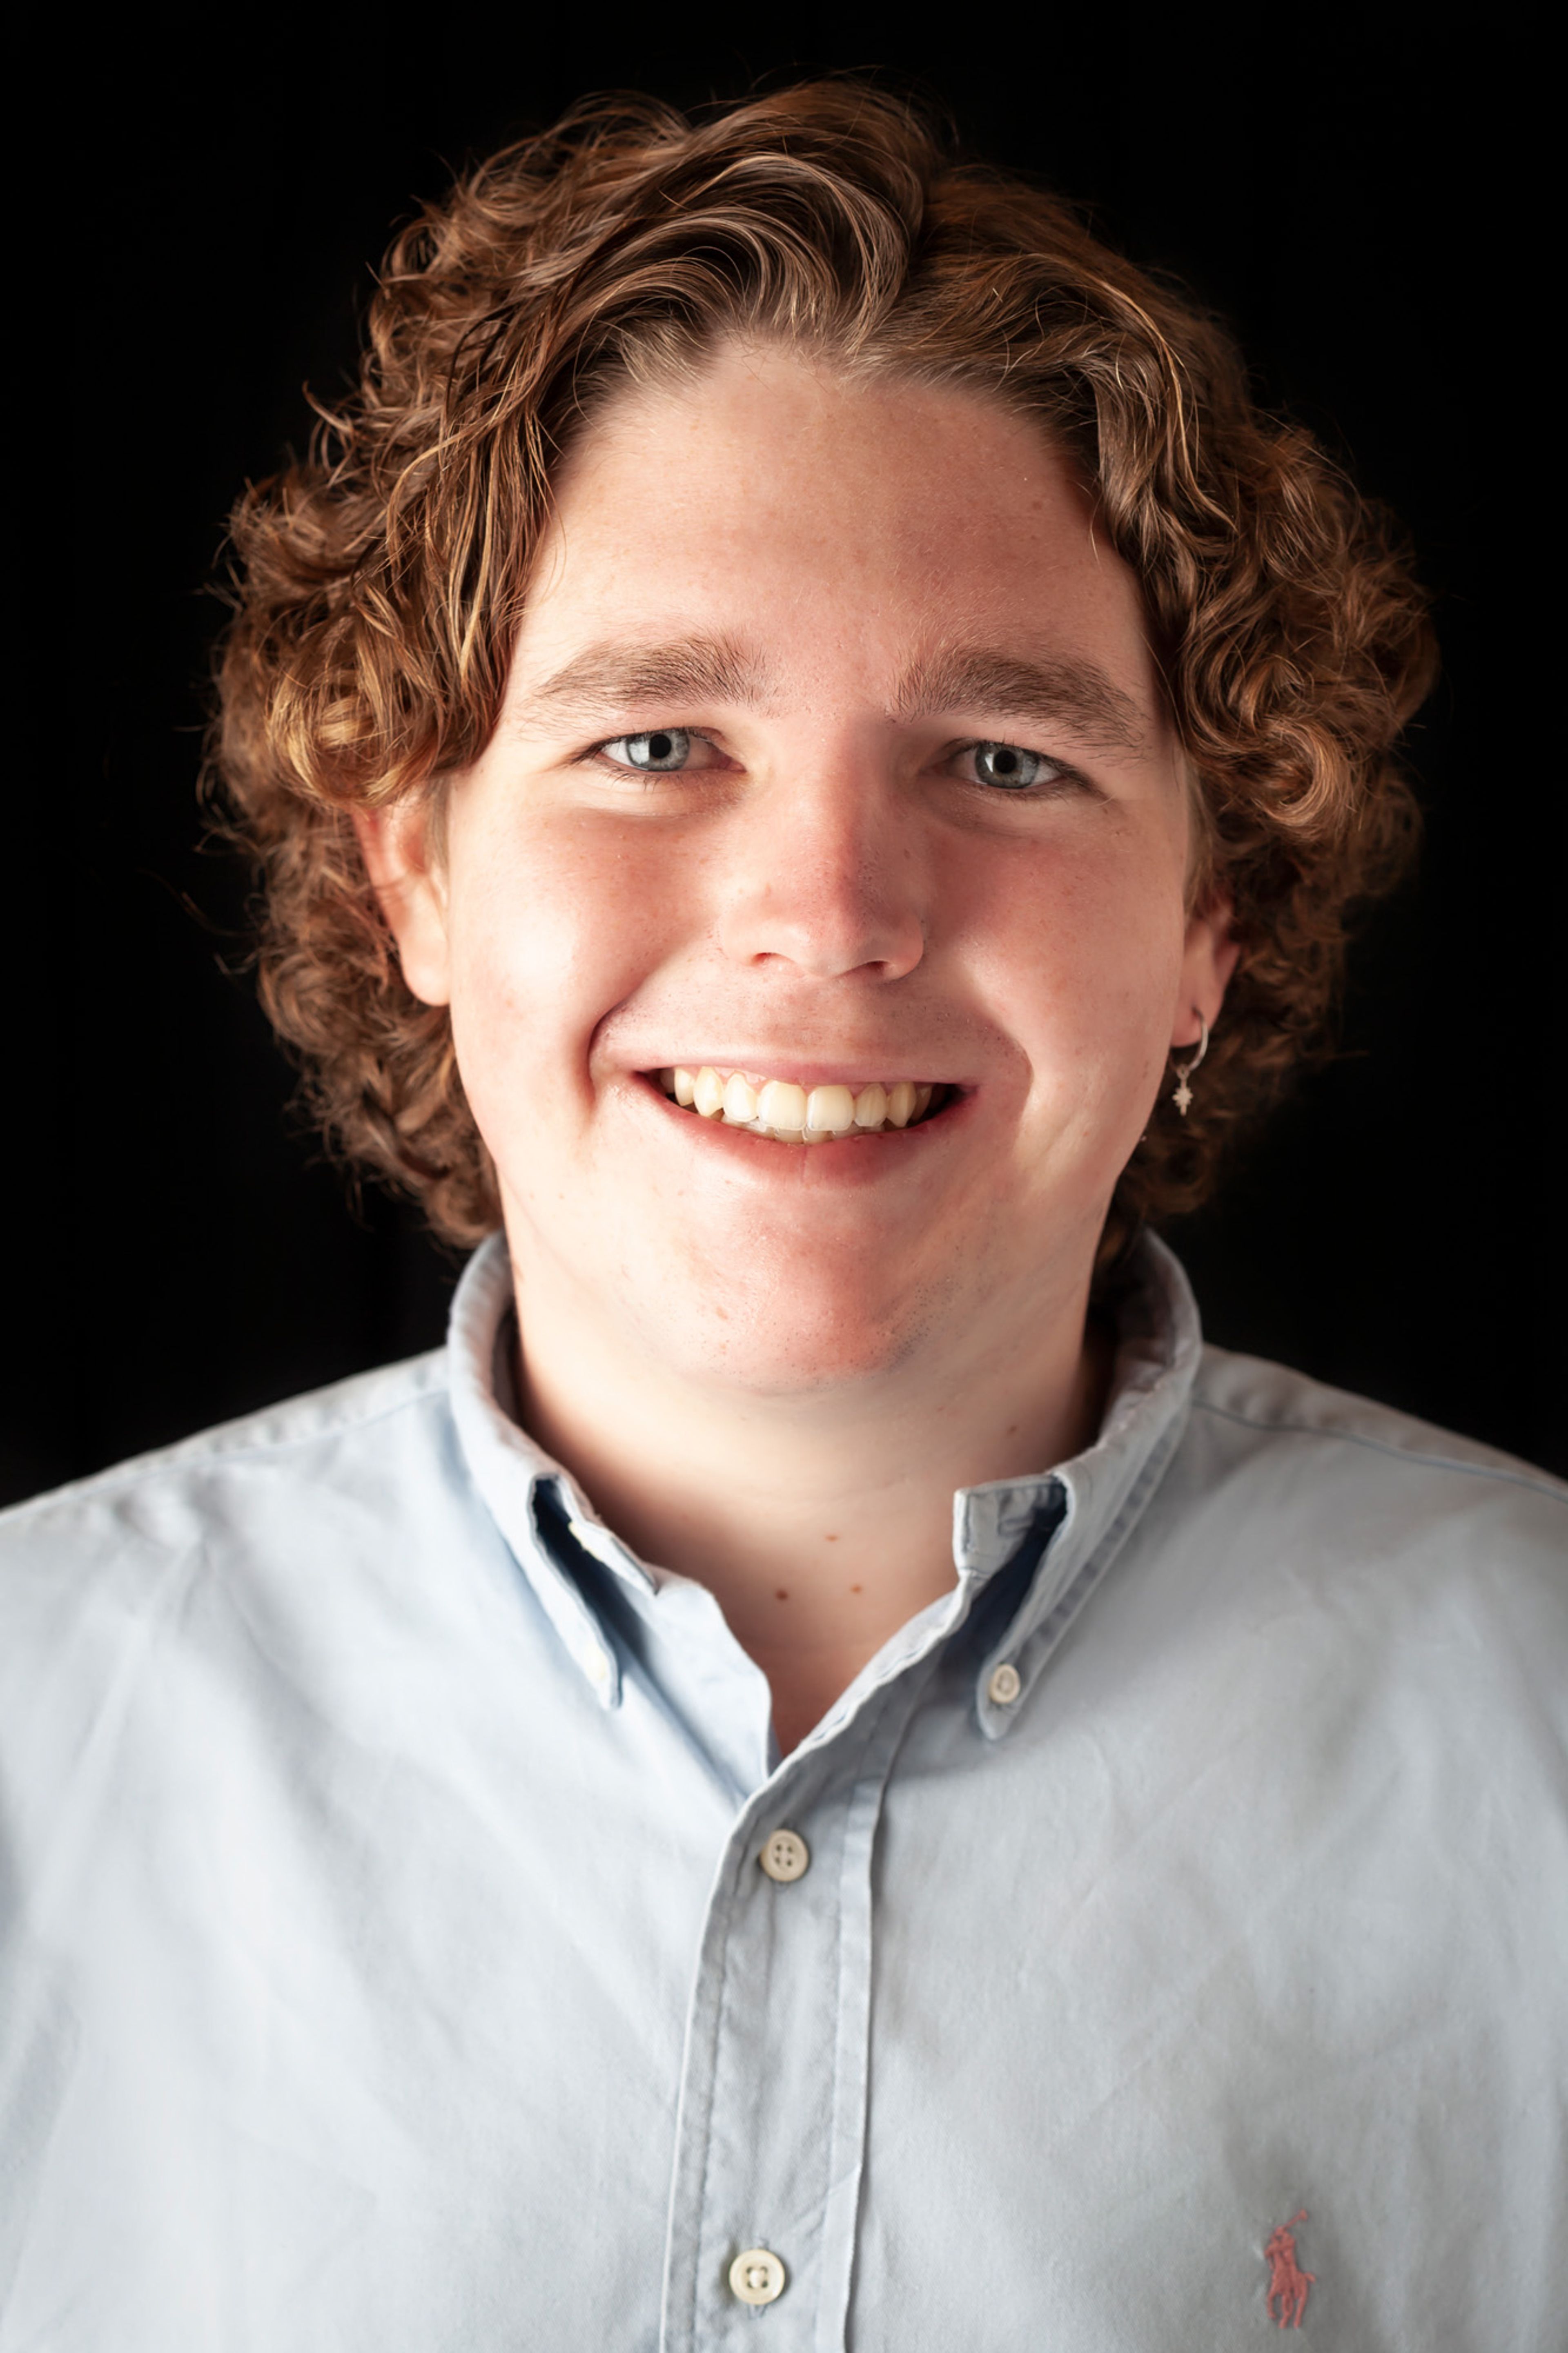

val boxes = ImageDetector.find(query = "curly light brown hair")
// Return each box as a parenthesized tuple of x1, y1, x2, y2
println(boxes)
(215, 80, 1434, 1250)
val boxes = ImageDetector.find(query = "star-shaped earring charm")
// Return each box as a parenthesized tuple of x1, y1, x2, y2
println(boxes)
(1170, 1014, 1210, 1118)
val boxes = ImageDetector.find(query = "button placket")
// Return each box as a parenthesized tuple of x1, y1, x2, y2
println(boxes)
(660, 1680, 927, 2352)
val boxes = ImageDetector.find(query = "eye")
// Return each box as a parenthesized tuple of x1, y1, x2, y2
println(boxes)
(601, 729, 693, 773)
(958, 740, 1066, 791)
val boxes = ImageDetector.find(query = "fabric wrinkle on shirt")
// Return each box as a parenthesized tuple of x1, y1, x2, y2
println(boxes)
(1, 1232, 1564, 2351)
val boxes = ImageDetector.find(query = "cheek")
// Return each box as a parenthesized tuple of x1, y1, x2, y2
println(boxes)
(964, 834, 1187, 1100)
(443, 815, 669, 1114)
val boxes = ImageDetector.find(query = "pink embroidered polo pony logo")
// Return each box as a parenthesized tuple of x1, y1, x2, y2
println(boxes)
(1263, 2211, 1315, 2328)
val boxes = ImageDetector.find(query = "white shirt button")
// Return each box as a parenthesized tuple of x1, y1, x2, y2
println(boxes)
(987, 1661, 1022, 1706)
(758, 1828, 810, 1883)
(729, 2247, 787, 2305)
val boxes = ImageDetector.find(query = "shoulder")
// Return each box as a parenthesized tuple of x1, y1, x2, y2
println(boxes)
(0, 1350, 457, 1630)
(2, 1349, 453, 1517)
(0, 1351, 494, 1833)
(1101, 1352, 1568, 1820)
(1162, 1343, 1565, 1619)
(1187, 1344, 1563, 1512)
(1192, 1345, 1563, 1503)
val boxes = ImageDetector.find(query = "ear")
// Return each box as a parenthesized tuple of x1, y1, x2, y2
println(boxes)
(352, 798, 453, 1008)
(1173, 888, 1240, 1049)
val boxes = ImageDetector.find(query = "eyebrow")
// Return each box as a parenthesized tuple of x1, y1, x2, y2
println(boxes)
(894, 646, 1149, 754)
(510, 631, 1148, 756)
(510, 634, 772, 730)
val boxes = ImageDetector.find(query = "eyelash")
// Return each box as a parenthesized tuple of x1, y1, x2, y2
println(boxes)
(585, 730, 1082, 794)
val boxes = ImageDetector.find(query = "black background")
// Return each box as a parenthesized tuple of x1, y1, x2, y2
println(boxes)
(11, 5, 1562, 1503)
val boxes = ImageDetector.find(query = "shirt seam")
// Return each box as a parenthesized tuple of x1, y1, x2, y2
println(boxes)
(0, 1372, 452, 1522)
(816, 1747, 857, 2351)
(687, 1836, 744, 2348)
(1191, 1397, 1567, 1506)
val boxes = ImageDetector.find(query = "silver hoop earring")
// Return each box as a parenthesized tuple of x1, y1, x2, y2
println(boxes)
(1171, 1016, 1210, 1117)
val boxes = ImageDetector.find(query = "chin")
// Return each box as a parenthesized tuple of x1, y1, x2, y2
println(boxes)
(649, 1248, 953, 1396)
(687, 1319, 932, 1398)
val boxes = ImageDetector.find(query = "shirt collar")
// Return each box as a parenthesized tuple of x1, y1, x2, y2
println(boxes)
(961, 1231, 1202, 1736)
(445, 1236, 636, 1708)
(445, 1229, 1202, 1730)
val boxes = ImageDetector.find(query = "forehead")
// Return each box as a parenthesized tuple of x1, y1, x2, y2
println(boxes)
(518, 343, 1160, 719)
(557, 343, 1074, 545)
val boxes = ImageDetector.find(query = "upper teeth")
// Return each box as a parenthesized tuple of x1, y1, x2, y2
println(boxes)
(656, 1067, 938, 1142)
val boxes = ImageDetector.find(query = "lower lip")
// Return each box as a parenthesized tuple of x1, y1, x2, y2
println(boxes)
(635, 1075, 973, 1178)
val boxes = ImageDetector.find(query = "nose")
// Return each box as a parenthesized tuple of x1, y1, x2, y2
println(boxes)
(714, 761, 927, 983)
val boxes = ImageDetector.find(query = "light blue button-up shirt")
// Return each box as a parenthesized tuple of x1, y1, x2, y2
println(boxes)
(2, 1234, 1564, 2350)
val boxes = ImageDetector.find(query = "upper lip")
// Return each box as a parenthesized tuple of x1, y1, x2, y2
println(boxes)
(636, 1060, 967, 1089)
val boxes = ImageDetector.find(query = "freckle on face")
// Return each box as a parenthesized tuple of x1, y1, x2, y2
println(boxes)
(775, 1588, 789, 1601)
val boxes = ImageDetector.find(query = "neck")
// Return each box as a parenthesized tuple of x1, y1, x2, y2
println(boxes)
(508, 1247, 1111, 1754)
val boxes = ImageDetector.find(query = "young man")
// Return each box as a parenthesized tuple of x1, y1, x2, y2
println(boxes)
(2, 85, 1563, 2350)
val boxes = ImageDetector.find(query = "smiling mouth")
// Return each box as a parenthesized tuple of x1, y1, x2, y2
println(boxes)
(652, 1066, 953, 1144)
